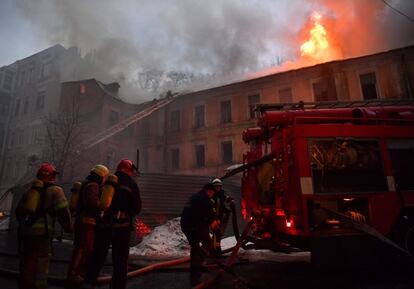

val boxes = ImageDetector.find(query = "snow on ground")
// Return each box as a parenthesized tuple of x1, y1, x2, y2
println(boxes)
(130, 217, 310, 263)
(130, 217, 190, 258)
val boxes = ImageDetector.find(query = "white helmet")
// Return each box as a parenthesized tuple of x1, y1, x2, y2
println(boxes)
(212, 178, 223, 186)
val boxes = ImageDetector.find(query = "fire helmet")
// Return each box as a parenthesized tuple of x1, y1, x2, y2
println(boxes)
(212, 178, 223, 186)
(36, 163, 58, 180)
(91, 164, 109, 178)
(117, 159, 137, 173)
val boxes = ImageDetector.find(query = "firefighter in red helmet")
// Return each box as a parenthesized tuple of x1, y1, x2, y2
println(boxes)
(16, 163, 72, 289)
(66, 164, 110, 287)
(84, 159, 141, 289)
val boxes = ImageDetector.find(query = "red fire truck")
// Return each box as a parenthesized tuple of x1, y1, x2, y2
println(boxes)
(240, 100, 414, 264)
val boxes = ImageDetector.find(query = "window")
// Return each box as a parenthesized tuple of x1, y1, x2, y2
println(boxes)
(170, 110, 181, 131)
(14, 99, 20, 116)
(8, 132, 15, 149)
(23, 98, 29, 114)
(31, 126, 43, 144)
(312, 78, 337, 102)
(40, 62, 51, 79)
(29, 67, 35, 83)
(195, 144, 205, 168)
(221, 100, 232, 123)
(360, 72, 378, 100)
(14, 161, 21, 179)
(36, 92, 45, 110)
(279, 88, 293, 103)
(388, 139, 414, 191)
(109, 110, 119, 126)
(194, 105, 205, 128)
(171, 148, 180, 170)
(309, 139, 387, 194)
(221, 141, 233, 164)
(20, 71, 26, 86)
(248, 94, 260, 119)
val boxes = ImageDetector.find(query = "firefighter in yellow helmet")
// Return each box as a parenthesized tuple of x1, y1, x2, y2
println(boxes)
(84, 159, 141, 289)
(66, 164, 110, 286)
(15, 163, 72, 289)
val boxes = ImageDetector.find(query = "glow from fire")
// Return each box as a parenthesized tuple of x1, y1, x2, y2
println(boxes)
(300, 12, 329, 60)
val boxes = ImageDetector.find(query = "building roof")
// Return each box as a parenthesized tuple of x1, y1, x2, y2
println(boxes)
(179, 45, 414, 98)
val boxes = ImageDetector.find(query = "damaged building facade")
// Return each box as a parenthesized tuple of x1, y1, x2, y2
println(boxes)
(0, 45, 138, 211)
(0, 44, 413, 212)
(136, 46, 414, 177)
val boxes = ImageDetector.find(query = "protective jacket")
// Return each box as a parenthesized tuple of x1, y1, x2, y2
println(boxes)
(181, 189, 218, 231)
(16, 180, 71, 289)
(83, 171, 141, 289)
(76, 175, 103, 225)
(16, 181, 71, 236)
(101, 171, 141, 225)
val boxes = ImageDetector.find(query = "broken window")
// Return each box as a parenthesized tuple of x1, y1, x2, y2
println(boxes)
(195, 144, 205, 168)
(312, 78, 337, 102)
(221, 100, 232, 123)
(360, 72, 378, 100)
(170, 110, 181, 131)
(248, 94, 260, 119)
(194, 105, 205, 128)
(221, 141, 233, 164)
(279, 88, 293, 103)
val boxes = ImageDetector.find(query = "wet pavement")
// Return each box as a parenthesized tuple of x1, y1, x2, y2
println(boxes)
(1, 230, 414, 289)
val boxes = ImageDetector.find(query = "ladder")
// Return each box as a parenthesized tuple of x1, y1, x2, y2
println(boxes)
(257, 98, 414, 113)
(76, 96, 177, 153)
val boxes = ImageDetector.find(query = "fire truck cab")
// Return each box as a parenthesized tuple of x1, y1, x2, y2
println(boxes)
(241, 101, 414, 264)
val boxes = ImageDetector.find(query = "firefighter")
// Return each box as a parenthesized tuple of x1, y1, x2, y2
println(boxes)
(180, 183, 220, 286)
(15, 163, 72, 289)
(83, 159, 141, 289)
(210, 178, 232, 257)
(66, 164, 109, 286)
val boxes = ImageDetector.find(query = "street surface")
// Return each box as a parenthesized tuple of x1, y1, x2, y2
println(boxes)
(0, 231, 414, 289)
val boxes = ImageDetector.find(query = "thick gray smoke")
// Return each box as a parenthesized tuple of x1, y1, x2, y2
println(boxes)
(3, 0, 414, 101)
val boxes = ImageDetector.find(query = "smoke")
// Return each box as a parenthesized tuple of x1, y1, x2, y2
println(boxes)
(6, 0, 414, 100)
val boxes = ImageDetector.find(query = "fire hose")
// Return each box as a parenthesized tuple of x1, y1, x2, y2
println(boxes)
(193, 217, 255, 289)
(0, 191, 247, 287)
(318, 205, 414, 260)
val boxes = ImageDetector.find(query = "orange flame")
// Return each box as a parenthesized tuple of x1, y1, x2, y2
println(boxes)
(300, 12, 329, 60)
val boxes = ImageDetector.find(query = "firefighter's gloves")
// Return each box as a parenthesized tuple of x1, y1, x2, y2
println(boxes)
(210, 219, 221, 231)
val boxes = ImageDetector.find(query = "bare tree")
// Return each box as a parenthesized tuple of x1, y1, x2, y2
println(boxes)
(43, 95, 87, 182)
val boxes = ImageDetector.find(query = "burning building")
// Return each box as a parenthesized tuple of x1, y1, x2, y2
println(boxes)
(135, 45, 414, 178)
